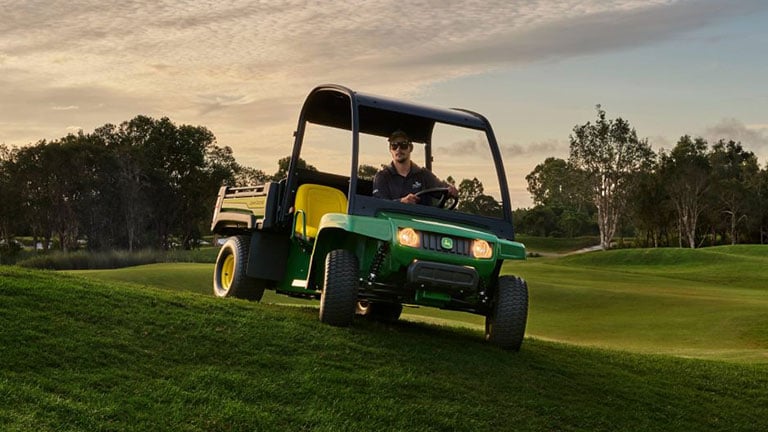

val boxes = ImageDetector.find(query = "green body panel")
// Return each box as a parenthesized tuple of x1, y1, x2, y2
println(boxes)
(498, 239, 527, 260)
(296, 212, 525, 305)
(276, 241, 312, 294)
(267, 211, 527, 304)
(315, 213, 393, 241)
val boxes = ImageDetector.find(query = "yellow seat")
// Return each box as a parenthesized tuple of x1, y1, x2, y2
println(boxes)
(294, 184, 348, 240)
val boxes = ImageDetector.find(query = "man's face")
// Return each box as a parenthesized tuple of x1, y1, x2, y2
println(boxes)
(389, 139, 412, 163)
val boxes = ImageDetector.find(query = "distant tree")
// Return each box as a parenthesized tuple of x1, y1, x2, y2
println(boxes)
(234, 165, 270, 186)
(13, 141, 58, 251)
(0, 144, 20, 248)
(456, 177, 501, 217)
(95, 121, 150, 251)
(755, 166, 768, 244)
(569, 105, 655, 249)
(272, 156, 316, 180)
(659, 136, 711, 248)
(629, 157, 673, 247)
(357, 164, 379, 181)
(526, 157, 590, 211)
(709, 140, 759, 245)
(521, 206, 558, 237)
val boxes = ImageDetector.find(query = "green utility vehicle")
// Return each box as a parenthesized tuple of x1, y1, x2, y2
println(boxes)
(211, 84, 528, 350)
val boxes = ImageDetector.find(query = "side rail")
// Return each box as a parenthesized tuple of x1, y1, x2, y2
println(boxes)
(211, 182, 282, 234)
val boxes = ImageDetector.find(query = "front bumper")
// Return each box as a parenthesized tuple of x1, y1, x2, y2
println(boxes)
(406, 260, 479, 293)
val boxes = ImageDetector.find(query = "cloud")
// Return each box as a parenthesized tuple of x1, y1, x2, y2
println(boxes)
(408, 0, 768, 68)
(703, 118, 768, 156)
(437, 136, 567, 159)
(2, 0, 766, 167)
(500, 140, 567, 159)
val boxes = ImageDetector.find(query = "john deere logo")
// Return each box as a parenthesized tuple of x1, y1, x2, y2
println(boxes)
(441, 237, 453, 250)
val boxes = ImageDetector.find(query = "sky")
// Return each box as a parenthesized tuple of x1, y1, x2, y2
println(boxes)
(1, 0, 767, 208)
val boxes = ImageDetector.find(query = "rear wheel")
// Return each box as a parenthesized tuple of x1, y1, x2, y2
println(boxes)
(319, 250, 359, 326)
(213, 235, 265, 301)
(485, 275, 528, 351)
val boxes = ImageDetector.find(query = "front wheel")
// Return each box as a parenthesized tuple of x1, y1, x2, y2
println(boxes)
(213, 235, 265, 301)
(485, 275, 528, 351)
(319, 250, 359, 326)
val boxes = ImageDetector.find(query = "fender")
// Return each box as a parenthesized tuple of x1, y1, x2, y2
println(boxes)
(315, 213, 393, 241)
(305, 213, 393, 290)
(498, 239, 527, 260)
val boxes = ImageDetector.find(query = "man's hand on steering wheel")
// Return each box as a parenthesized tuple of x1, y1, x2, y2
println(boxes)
(414, 187, 459, 210)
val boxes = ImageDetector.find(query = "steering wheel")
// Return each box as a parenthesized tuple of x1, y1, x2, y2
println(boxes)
(414, 187, 459, 210)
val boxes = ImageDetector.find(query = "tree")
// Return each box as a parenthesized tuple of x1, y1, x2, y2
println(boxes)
(526, 157, 590, 211)
(12, 141, 56, 251)
(709, 140, 759, 245)
(756, 166, 768, 244)
(660, 136, 711, 248)
(455, 177, 502, 217)
(0, 144, 22, 258)
(234, 165, 270, 186)
(272, 156, 316, 180)
(569, 105, 655, 250)
(629, 157, 673, 248)
(357, 164, 379, 181)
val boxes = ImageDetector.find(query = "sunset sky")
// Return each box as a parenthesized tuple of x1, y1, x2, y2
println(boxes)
(2, 0, 767, 207)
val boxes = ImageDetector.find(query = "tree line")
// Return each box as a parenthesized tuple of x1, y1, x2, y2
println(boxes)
(519, 106, 768, 248)
(0, 116, 248, 254)
(3, 109, 764, 257)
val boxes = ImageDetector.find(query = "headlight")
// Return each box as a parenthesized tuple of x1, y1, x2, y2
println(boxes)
(471, 239, 493, 258)
(397, 228, 420, 248)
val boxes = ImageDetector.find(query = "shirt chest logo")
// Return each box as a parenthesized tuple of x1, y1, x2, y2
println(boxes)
(412, 181, 422, 190)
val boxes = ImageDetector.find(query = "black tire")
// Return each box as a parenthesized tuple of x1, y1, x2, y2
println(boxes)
(213, 235, 265, 301)
(356, 301, 403, 323)
(485, 275, 528, 351)
(319, 249, 359, 326)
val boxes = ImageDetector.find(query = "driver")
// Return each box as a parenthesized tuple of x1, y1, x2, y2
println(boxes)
(372, 130, 458, 205)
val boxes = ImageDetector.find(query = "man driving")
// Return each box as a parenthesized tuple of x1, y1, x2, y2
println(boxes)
(372, 130, 458, 205)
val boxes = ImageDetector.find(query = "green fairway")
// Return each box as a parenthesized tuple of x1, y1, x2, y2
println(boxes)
(510, 245, 768, 363)
(514, 235, 599, 254)
(2, 266, 767, 431)
(69, 245, 768, 363)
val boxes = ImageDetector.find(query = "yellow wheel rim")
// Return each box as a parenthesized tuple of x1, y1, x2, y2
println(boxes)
(222, 254, 235, 289)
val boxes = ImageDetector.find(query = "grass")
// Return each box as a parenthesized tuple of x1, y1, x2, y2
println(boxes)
(509, 245, 768, 363)
(68, 245, 768, 364)
(514, 235, 599, 254)
(15, 247, 220, 270)
(2, 266, 768, 431)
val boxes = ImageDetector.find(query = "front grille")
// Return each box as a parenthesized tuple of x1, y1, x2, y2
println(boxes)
(420, 232, 471, 256)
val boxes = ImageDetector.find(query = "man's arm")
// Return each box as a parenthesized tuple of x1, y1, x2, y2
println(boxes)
(372, 170, 392, 200)
(373, 170, 420, 204)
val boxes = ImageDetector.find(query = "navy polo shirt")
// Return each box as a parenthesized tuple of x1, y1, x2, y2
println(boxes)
(372, 162, 446, 203)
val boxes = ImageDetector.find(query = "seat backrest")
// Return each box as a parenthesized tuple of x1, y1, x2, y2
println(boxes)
(294, 184, 348, 239)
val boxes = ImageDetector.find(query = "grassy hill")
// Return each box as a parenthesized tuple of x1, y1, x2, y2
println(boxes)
(2, 266, 767, 431)
(71, 245, 768, 363)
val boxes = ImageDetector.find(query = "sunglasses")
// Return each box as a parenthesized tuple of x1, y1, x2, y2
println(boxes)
(390, 141, 410, 150)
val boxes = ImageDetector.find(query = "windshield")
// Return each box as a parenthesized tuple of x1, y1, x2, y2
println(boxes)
(300, 120, 504, 220)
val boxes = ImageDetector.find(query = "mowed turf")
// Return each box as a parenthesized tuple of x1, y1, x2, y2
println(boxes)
(511, 245, 768, 363)
(2, 267, 768, 431)
(71, 245, 768, 363)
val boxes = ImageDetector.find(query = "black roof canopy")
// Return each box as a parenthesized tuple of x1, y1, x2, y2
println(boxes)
(302, 84, 489, 144)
